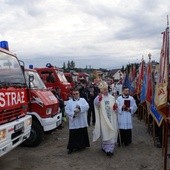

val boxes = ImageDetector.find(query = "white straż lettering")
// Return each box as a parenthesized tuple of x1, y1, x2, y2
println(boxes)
(0, 91, 26, 107)
(20, 91, 25, 103)
(11, 92, 17, 105)
(6, 92, 11, 106)
(0, 93, 5, 107)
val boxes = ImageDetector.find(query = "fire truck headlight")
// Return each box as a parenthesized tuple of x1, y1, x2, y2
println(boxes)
(46, 108, 52, 115)
(0, 129, 6, 141)
(26, 117, 32, 127)
(58, 107, 60, 113)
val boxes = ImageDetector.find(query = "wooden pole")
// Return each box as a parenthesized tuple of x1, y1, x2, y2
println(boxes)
(153, 120, 155, 141)
(162, 120, 165, 156)
(163, 16, 169, 169)
(164, 119, 168, 170)
(164, 15, 170, 170)
(142, 105, 144, 120)
(145, 107, 148, 125)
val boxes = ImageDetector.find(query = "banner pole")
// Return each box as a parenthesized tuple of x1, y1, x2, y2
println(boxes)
(164, 15, 169, 170)
(164, 119, 168, 170)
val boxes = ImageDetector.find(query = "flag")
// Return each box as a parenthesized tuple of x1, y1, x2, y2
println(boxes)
(136, 59, 145, 94)
(150, 92, 163, 126)
(140, 70, 147, 103)
(123, 73, 130, 88)
(130, 64, 136, 95)
(154, 27, 169, 109)
(146, 60, 153, 103)
(130, 79, 135, 95)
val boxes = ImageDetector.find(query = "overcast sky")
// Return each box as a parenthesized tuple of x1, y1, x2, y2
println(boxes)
(0, 0, 169, 69)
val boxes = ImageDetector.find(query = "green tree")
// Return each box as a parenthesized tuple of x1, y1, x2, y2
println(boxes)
(62, 62, 66, 70)
(121, 65, 125, 73)
(67, 61, 71, 69)
(70, 60, 75, 69)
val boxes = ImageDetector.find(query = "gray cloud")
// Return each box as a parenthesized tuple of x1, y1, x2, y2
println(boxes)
(0, 0, 169, 68)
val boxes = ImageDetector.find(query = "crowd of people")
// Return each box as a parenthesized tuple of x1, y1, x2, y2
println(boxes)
(62, 80, 137, 157)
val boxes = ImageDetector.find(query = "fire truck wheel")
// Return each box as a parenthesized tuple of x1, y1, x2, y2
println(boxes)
(23, 120, 44, 147)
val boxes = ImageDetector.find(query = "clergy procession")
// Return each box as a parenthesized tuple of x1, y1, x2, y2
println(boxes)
(63, 22, 170, 169)
(2, 30, 170, 169)
(1, 25, 170, 169)
(1, 0, 170, 168)
(65, 78, 137, 156)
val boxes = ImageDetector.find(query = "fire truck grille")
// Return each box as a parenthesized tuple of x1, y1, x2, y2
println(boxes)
(12, 129, 23, 140)
(0, 107, 25, 125)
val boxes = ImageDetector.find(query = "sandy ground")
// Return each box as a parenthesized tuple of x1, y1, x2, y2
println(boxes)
(0, 116, 167, 170)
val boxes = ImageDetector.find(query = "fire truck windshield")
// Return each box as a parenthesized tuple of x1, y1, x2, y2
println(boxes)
(0, 52, 25, 86)
(56, 71, 68, 83)
(25, 71, 46, 89)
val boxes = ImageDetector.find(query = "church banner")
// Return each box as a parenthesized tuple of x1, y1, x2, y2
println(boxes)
(150, 102, 163, 127)
(154, 27, 169, 109)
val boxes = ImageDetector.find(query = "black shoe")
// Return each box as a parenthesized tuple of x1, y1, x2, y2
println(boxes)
(117, 142, 121, 147)
(155, 143, 162, 148)
(102, 149, 106, 153)
(57, 124, 63, 130)
(106, 152, 113, 157)
(124, 143, 129, 146)
(67, 149, 73, 154)
(167, 153, 170, 158)
(78, 147, 86, 151)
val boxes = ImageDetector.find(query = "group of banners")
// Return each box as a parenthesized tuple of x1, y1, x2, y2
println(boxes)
(123, 26, 169, 126)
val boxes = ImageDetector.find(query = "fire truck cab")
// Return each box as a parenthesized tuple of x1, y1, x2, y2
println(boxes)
(35, 63, 71, 101)
(64, 72, 78, 88)
(77, 72, 89, 84)
(64, 72, 89, 87)
(23, 68, 62, 146)
(0, 41, 32, 157)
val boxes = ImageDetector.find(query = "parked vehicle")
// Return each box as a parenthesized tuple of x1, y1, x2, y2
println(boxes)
(0, 41, 32, 157)
(77, 72, 89, 84)
(64, 72, 89, 87)
(35, 63, 71, 102)
(64, 72, 78, 88)
(23, 68, 62, 146)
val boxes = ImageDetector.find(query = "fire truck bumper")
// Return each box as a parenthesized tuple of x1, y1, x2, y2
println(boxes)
(0, 115, 32, 157)
(41, 112, 62, 131)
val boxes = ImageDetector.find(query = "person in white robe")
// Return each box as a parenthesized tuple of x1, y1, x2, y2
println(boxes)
(116, 86, 137, 146)
(65, 88, 90, 154)
(93, 81, 118, 156)
(115, 82, 123, 96)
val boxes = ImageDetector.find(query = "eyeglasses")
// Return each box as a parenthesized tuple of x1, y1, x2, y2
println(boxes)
(73, 93, 79, 95)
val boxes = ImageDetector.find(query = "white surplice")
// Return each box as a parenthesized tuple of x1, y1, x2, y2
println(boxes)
(116, 95, 137, 129)
(65, 98, 89, 129)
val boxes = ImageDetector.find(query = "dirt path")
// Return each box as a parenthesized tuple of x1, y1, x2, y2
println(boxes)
(0, 116, 166, 170)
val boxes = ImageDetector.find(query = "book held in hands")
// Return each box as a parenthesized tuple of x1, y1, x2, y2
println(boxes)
(124, 100, 130, 108)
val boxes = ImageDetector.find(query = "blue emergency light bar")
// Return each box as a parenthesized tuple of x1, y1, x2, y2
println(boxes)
(46, 63, 53, 68)
(29, 65, 34, 69)
(0, 41, 9, 50)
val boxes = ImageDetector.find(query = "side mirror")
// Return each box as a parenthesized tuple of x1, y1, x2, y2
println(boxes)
(29, 74, 34, 82)
(19, 60, 25, 73)
(28, 74, 34, 88)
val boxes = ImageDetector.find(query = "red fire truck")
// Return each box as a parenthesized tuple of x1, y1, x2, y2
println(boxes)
(0, 41, 32, 157)
(35, 63, 71, 101)
(23, 68, 62, 146)
(64, 72, 78, 88)
(64, 72, 89, 87)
